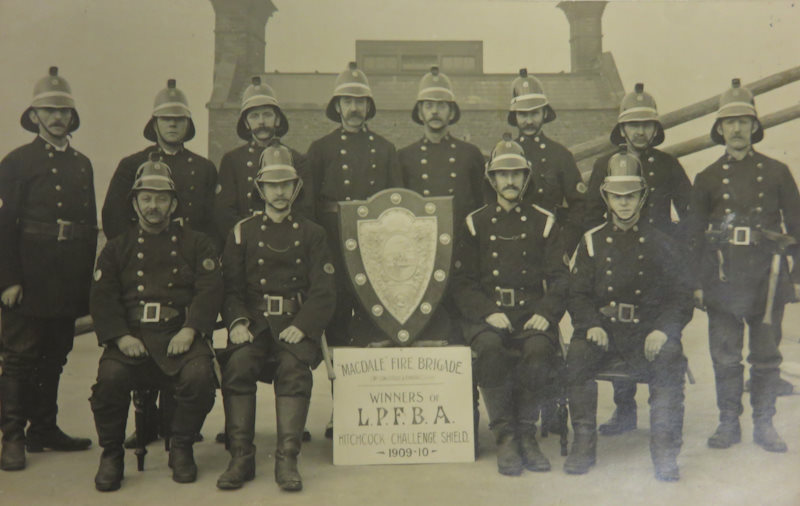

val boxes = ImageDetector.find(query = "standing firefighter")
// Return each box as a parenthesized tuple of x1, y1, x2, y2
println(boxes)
(89, 156, 221, 491)
(0, 67, 96, 471)
(217, 145, 335, 492)
(564, 151, 691, 481)
(215, 75, 313, 236)
(508, 68, 585, 255)
(451, 135, 568, 476)
(583, 83, 692, 437)
(690, 79, 800, 453)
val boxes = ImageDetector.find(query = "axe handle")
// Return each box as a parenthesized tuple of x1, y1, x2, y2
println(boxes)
(321, 334, 336, 381)
(763, 253, 782, 325)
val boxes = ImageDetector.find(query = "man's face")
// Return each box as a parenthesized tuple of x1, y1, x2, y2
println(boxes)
(134, 190, 176, 226)
(155, 116, 190, 145)
(515, 109, 545, 136)
(621, 121, 658, 151)
(245, 106, 279, 143)
(491, 169, 527, 201)
(607, 191, 643, 221)
(29, 107, 73, 139)
(261, 180, 296, 211)
(419, 100, 453, 131)
(717, 116, 756, 151)
(336, 96, 369, 129)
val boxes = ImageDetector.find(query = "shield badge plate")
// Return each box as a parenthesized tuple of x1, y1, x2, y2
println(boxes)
(339, 189, 453, 346)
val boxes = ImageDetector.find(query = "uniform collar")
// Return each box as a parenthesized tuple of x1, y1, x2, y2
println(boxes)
(38, 135, 69, 152)
(724, 148, 755, 163)
(153, 143, 183, 156)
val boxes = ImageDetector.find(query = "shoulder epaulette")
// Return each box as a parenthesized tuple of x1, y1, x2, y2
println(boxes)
(233, 215, 258, 245)
(583, 223, 607, 258)
(465, 205, 488, 237)
(531, 203, 556, 238)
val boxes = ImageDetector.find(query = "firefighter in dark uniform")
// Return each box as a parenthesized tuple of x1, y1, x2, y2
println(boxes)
(214, 75, 313, 236)
(508, 68, 585, 255)
(216, 145, 335, 492)
(89, 156, 221, 491)
(583, 83, 692, 437)
(102, 79, 218, 244)
(564, 151, 691, 481)
(690, 79, 800, 453)
(0, 67, 95, 472)
(306, 62, 400, 436)
(103, 79, 219, 447)
(451, 135, 568, 476)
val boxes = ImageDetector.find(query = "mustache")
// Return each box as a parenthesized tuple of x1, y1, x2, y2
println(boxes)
(345, 111, 365, 119)
(501, 185, 521, 192)
(253, 126, 274, 135)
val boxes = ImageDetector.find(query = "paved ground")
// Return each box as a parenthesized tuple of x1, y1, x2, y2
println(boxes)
(2, 307, 800, 506)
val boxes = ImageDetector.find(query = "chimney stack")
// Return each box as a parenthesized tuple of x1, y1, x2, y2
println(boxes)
(558, 1, 607, 73)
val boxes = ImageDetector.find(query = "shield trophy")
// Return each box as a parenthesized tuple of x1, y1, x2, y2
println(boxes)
(339, 188, 454, 346)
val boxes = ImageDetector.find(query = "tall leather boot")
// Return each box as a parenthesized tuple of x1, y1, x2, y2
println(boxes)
(169, 435, 198, 483)
(217, 394, 257, 490)
(564, 380, 597, 475)
(481, 384, 522, 476)
(649, 385, 684, 482)
(275, 396, 309, 492)
(26, 366, 91, 452)
(708, 367, 743, 449)
(751, 372, 787, 453)
(1, 376, 28, 471)
(91, 400, 128, 491)
(517, 386, 550, 472)
(598, 379, 637, 436)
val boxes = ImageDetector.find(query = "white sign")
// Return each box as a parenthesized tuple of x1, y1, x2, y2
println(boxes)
(332, 346, 475, 466)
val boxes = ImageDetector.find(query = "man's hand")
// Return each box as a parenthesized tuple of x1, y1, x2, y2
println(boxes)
(279, 325, 306, 344)
(229, 322, 254, 344)
(1, 285, 23, 308)
(586, 327, 608, 351)
(485, 312, 514, 332)
(116, 335, 148, 358)
(644, 330, 669, 361)
(693, 289, 705, 310)
(524, 313, 550, 332)
(167, 327, 196, 356)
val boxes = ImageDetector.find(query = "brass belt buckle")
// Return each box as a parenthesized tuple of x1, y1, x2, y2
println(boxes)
(56, 219, 73, 241)
(731, 226, 751, 245)
(267, 295, 284, 315)
(617, 303, 636, 323)
(141, 302, 161, 323)
(496, 287, 516, 307)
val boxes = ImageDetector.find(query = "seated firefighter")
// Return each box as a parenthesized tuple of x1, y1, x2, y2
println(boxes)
(217, 144, 335, 492)
(89, 155, 222, 491)
(451, 135, 568, 476)
(564, 150, 692, 482)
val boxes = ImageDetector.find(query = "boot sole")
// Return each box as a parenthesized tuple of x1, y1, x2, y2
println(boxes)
(707, 436, 741, 449)
(0, 462, 26, 471)
(95, 479, 122, 492)
(217, 470, 255, 489)
(279, 481, 303, 492)
(524, 463, 551, 472)
(26, 444, 91, 453)
(754, 439, 788, 453)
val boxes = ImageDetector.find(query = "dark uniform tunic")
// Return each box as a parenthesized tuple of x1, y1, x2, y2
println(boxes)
(517, 133, 586, 254)
(306, 126, 401, 346)
(689, 150, 800, 419)
(214, 140, 313, 238)
(584, 148, 692, 241)
(452, 201, 567, 388)
(220, 213, 336, 397)
(102, 146, 218, 244)
(566, 221, 690, 447)
(89, 221, 221, 446)
(0, 136, 97, 376)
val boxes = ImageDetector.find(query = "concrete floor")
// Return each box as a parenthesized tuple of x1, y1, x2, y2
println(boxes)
(2, 308, 800, 506)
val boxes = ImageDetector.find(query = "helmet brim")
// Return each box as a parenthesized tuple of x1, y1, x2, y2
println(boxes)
(506, 104, 556, 127)
(144, 117, 196, 143)
(411, 101, 460, 125)
(710, 117, 764, 145)
(21, 106, 80, 134)
(610, 122, 665, 147)
(236, 106, 289, 141)
(325, 96, 376, 123)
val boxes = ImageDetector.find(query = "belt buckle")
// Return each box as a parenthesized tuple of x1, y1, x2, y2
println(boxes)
(56, 219, 73, 241)
(496, 288, 515, 308)
(731, 226, 751, 245)
(617, 303, 635, 323)
(141, 302, 161, 323)
(267, 295, 284, 315)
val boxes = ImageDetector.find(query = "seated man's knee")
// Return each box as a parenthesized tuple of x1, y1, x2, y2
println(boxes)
(91, 359, 134, 409)
(221, 346, 261, 394)
(175, 358, 216, 410)
(471, 331, 515, 388)
(274, 352, 313, 398)
(564, 337, 598, 386)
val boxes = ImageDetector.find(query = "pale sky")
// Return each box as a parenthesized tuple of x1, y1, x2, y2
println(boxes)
(1, 0, 798, 204)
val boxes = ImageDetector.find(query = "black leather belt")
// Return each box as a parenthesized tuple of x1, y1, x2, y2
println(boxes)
(319, 200, 339, 213)
(127, 303, 184, 324)
(260, 295, 301, 316)
(599, 302, 639, 323)
(21, 219, 95, 241)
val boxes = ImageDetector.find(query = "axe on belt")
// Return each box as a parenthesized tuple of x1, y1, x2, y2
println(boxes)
(761, 229, 797, 325)
(321, 334, 336, 380)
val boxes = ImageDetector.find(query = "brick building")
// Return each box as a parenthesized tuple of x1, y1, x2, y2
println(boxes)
(207, 1, 623, 174)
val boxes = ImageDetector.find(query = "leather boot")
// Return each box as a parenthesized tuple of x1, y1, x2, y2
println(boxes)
(751, 372, 787, 452)
(564, 381, 597, 475)
(169, 436, 198, 483)
(481, 385, 522, 476)
(26, 368, 91, 452)
(275, 396, 309, 492)
(217, 394, 257, 490)
(753, 419, 787, 453)
(649, 385, 684, 482)
(1, 376, 28, 471)
(598, 405, 637, 436)
(707, 417, 741, 449)
(564, 429, 596, 474)
(708, 367, 743, 449)
(94, 446, 124, 492)
(517, 386, 550, 472)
